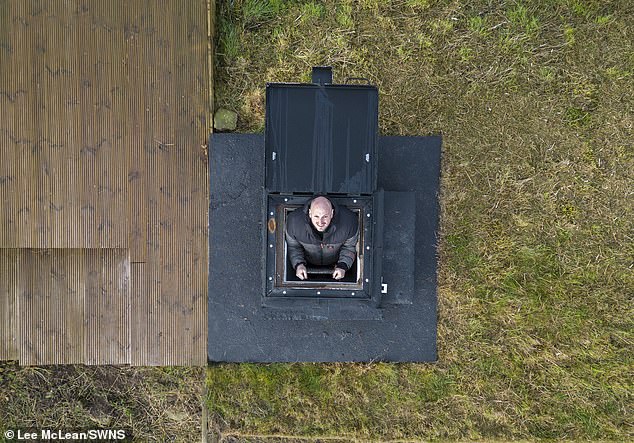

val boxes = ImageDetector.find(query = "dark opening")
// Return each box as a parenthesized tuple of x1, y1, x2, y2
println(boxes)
(281, 205, 362, 287)
(266, 194, 372, 297)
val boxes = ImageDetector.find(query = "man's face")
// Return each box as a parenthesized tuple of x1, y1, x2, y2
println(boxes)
(309, 206, 333, 232)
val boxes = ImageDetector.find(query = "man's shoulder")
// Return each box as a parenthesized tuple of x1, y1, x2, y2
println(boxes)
(335, 205, 358, 232)
(337, 205, 356, 218)
(286, 208, 308, 232)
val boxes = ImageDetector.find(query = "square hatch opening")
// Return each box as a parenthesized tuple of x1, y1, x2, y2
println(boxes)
(281, 205, 363, 288)
(264, 194, 379, 299)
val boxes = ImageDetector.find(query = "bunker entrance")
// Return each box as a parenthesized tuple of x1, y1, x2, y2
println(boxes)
(282, 205, 361, 285)
(208, 66, 439, 361)
(262, 67, 383, 307)
(264, 194, 380, 299)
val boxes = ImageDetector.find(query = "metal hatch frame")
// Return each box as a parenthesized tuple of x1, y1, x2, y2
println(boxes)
(262, 191, 384, 305)
(261, 191, 384, 311)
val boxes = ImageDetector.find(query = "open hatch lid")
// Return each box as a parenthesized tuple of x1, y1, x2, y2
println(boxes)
(265, 73, 379, 194)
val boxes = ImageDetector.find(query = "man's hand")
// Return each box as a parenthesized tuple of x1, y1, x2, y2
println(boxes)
(296, 264, 308, 280)
(333, 267, 346, 280)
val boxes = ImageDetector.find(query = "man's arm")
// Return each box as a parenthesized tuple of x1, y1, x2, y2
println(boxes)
(336, 228, 359, 271)
(285, 229, 306, 270)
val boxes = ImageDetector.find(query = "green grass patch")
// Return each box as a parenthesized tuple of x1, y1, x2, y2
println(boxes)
(298, 1, 324, 24)
(507, 4, 540, 35)
(241, 0, 281, 25)
(468, 15, 490, 37)
(565, 106, 591, 126)
(217, 15, 242, 62)
(210, 0, 634, 440)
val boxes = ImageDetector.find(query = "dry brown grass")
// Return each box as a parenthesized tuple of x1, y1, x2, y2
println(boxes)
(0, 364, 204, 442)
(208, 0, 633, 440)
(1, 0, 630, 441)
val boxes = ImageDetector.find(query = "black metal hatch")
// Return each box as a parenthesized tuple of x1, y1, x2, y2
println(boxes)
(265, 68, 379, 194)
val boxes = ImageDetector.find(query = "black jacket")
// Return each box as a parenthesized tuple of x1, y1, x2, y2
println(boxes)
(285, 198, 359, 270)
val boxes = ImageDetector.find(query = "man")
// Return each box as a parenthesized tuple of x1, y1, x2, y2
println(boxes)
(285, 196, 359, 280)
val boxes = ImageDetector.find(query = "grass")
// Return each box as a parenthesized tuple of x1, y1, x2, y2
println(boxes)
(208, 0, 633, 440)
(0, 0, 630, 441)
(0, 364, 204, 442)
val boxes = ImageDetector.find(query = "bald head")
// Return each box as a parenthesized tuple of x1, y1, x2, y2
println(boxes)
(309, 197, 334, 232)
(310, 197, 332, 213)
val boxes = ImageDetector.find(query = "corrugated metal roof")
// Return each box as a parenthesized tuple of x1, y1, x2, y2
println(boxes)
(0, 0, 210, 366)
